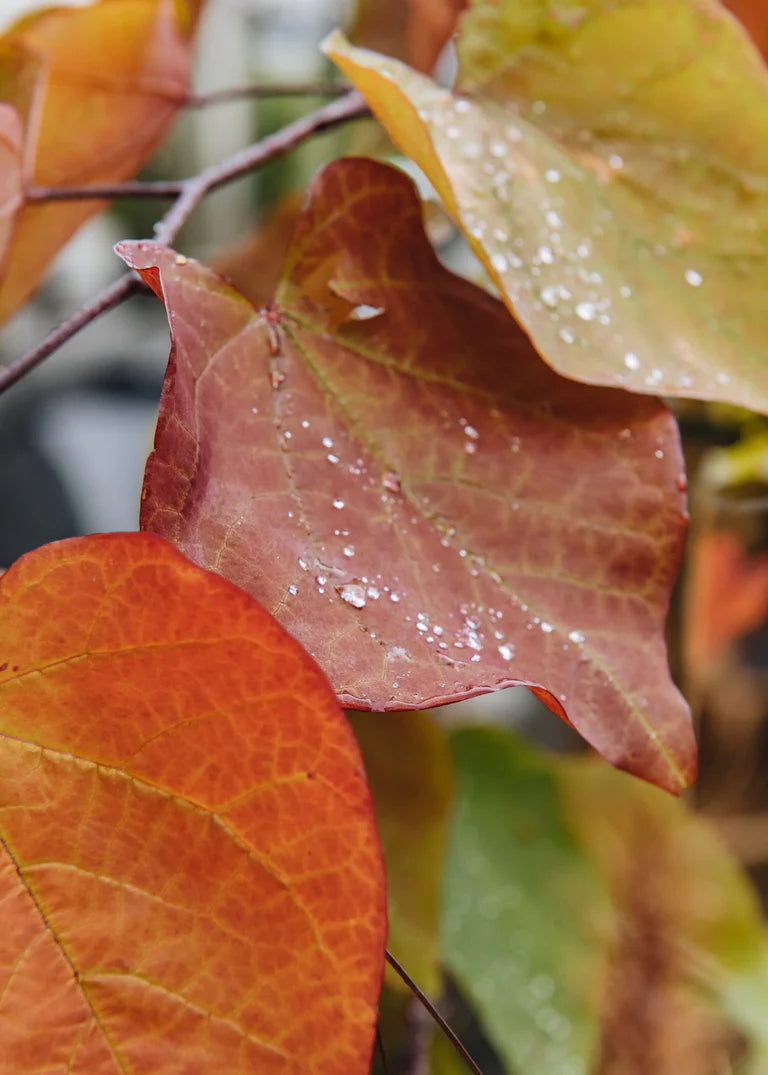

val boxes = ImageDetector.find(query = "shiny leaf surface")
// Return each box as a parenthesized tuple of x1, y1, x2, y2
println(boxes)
(325, 3, 768, 413)
(0, 532, 385, 1074)
(120, 157, 695, 793)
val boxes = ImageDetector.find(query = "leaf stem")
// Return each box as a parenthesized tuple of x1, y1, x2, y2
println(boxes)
(384, 951, 484, 1075)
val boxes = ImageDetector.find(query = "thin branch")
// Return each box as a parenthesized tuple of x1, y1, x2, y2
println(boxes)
(25, 180, 182, 202)
(0, 273, 139, 393)
(3, 90, 369, 394)
(186, 80, 348, 107)
(375, 1025, 390, 1075)
(154, 88, 368, 245)
(385, 951, 483, 1075)
(22, 90, 368, 213)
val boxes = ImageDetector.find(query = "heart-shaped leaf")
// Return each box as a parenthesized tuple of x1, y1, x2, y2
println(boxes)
(119, 156, 695, 793)
(0, 0, 201, 324)
(325, 1, 768, 413)
(0, 532, 385, 1073)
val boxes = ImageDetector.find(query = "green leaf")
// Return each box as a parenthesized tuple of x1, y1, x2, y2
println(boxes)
(325, 2, 768, 413)
(443, 726, 768, 1074)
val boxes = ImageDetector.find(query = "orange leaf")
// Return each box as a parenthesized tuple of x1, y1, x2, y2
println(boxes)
(0, 0, 202, 324)
(0, 532, 385, 1073)
(119, 158, 696, 794)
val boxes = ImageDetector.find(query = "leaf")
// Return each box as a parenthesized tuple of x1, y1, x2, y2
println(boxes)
(350, 710, 453, 995)
(0, 0, 202, 325)
(0, 532, 385, 1073)
(349, 0, 467, 73)
(724, 0, 768, 58)
(444, 726, 768, 1075)
(324, 3, 768, 414)
(118, 156, 695, 794)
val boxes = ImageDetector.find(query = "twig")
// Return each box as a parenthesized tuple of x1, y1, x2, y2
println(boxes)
(375, 1025, 390, 1075)
(0, 274, 139, 393)
(22, 90, 368, 212)
(385, 951, 483, 1075)
(3, 90, 369, 394)
(186, 80, 348, 107)
(25, 180, 182, 202)
(154, 88, 368, 245)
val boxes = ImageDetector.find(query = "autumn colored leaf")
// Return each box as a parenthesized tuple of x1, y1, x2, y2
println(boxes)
(349, 0, 467, 73)
(0, 532, 385, 1073)
(119, 156, 695, 794)
(0, 0, 202, 324)
(325, 2, 768, 413)
(350, 711, 453, 995)
(684, 529, 768, 674)
(444, 727, 768, 1075)
(725, 0, 768, 58)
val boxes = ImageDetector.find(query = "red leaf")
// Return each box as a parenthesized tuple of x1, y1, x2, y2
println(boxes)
(0, 532, 385, 1073)
(119, 157, 695, 793)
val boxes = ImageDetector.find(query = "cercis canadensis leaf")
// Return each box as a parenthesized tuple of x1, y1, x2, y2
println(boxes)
(0, 0, 202, 324)
(325, 0, 768, 413)
(119, 156, 695, 794)
(0, 532, 385, 1074)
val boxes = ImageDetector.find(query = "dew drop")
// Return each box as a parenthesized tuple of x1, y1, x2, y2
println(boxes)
(545, 210, 562, 229)
(575, 301, 596, 322)
(568, 629, 584, 644)
(537, 245, 555, 265)
(489, 138, 508, 157)
(715, 371, 730, 385)
(545, 168, 560, 183)
(350, 303, 385, 320)
(327, 454, 339, 464)
(333, 498, 345, 510)
(558, 327, 575, 344)
(390, 592, 401, 603)
(455, 98, 470, 113)
(498, 643, 515, 661)
(491, 253, 508, 273)
(608, 153, 624, 169)
(343, 545, 355, 558)
(288, 584, 298, 596)
(655, 449, 664, 459)
(340, 583, 366, 608)
(684, 269, 703, 287)
(623, 351, 641, 371)
(540, 621, 554, 633)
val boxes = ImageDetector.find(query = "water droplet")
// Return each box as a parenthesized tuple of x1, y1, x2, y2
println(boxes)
(684, 268, 703, 287)
(619, 285, 632, 298)
(541, 621, 554, 633)
(333, 498, 345, 510)
(489, 138, 508, 157)
(288, 584, 298, 596)
(322, 436, 334, 448)
(646, 368, 663, 386)
(608, 153, 624, 169)
(349, 303, 385, 320)
(545, 210, 562, 229)
(624, 351, 641, 371)
(532, 99, 546, 115)
(545, 168, 560, 183)
(390, 592, 400, 603)
(446, 124, 460, 139)
(715, 371, 730, 385)
(339, 583, 366, 608)
(575, 301, 596, 322)
(270, 369, 286, 388)
(540, 285, 560, 308)
(491, 253, 508, 273)
(464, 425, 479, 440)
(654, 449, 664, 459)
(301, 419, 310, 428)
(343, 545, 355, 558)
(498, 643, 515, 660)
(568, 630, 584, 644)
(492, 226, 509, 242)
(537, 245, 555, 264)
(558, 327, 575, 344)
(327, 454, 339, 464)
(174, 254, 188, 266)
(455, 98, 470, 113)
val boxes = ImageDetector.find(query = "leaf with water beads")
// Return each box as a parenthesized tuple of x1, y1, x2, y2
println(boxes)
(119, 156, 695, 794)
(325, 2, 768, 414)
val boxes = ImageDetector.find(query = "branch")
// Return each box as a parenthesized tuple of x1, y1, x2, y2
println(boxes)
(385, 951, 483, 1075)
(0, 274, 139, 393)
(3, 90, 369, 394)
(23, 89, 368, 209)
(154, 88, 368, 244)
(186, 80, 348, 107)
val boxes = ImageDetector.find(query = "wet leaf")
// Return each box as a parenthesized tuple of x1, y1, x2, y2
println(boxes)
(350, 710, 453, 995)
(0, 532, 385, 1073)
(724, 0, 768, 58)
(325, 4, 768, 413)
(119, 156, 695, 793)
(0, 0, 202, 324)
(445, 727, 768, 1075)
